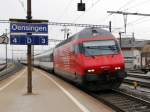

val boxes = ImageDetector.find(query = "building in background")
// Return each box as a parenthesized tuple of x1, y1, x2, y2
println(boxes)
(119, 38, 150, 70)
(141, 44, 150, 72)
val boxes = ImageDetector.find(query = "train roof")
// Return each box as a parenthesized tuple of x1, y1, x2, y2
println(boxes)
(75, 27, 113, 39)
(56, 28, 114, 48)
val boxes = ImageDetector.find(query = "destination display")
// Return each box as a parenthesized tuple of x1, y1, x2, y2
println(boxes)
(10, 35, 48, 45)
(10, 22, 48, 33)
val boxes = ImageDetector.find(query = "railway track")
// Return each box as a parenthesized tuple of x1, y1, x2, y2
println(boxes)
(88, 90, 150, 112)
(35, 67, 150, 111)
(0, 64, 6, 72)
(127, 70, 145, 74)
(124, 72, 150, 88)
(41, 68, 150, 112)
(127, 73, 150, 80)
(0, 63, 24, 81)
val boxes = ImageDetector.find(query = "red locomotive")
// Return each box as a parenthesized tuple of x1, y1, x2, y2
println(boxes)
(53, 28, 126, 90)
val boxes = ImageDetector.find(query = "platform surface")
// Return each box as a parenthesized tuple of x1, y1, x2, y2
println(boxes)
(0, 68, 113, 112)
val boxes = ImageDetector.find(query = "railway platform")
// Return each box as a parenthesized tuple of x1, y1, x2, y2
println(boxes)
(0, 67, 113, 112)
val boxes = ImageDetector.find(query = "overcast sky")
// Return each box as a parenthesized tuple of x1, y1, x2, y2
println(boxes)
(0, 0, 150, 59)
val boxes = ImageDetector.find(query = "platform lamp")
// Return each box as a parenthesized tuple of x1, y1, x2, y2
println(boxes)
(77, 0, 86, 11)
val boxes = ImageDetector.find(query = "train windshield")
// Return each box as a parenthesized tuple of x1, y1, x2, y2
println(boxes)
(83, 40, 120, 56)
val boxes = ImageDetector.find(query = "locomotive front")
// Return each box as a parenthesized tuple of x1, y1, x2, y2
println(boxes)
(74, 28, 126, 90)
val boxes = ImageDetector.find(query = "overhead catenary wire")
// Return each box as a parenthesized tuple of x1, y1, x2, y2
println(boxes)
(126, 1, 150, 26)
(107, 11, 150, 33)
(112, 16, 150, 33)
(51, 0, 74, 40)
(17, 0, 26, 13)
(127, 16, 147, 26)
(102, 0, 150, 23)
(57, 0, 74, 21)
(131, 17, 150, 25)
(118, 0, 137, 11)
(105, 0, 150, 32)
(73, 0, 103, 23)
(121, 0, 150, 11)
(101, 0, 137, 22)
(113, 0, 150, 27)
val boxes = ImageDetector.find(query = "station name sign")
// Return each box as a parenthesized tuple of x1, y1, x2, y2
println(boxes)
(10, 19, 49, 45)
(10, 22, 48, 33)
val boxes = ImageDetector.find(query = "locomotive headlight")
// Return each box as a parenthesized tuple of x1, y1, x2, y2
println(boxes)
(115, 67, 121, 70)
(87, 69, 95, 72)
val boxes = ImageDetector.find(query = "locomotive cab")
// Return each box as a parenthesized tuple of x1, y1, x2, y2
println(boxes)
(73, 38, 126, 90)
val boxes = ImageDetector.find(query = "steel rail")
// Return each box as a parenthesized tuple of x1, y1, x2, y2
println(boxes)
(88, 89, 150, 112)
(124, 72, 150, 88)
(124, 78, 150, 88)
(0, 63, 23, 81)
(127, 73, 150, 80)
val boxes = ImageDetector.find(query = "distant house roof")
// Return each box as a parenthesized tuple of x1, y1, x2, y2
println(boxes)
(118, 38, 150, 49)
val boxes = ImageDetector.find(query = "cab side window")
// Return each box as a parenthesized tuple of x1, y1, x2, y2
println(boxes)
(74, 45, 79, 54)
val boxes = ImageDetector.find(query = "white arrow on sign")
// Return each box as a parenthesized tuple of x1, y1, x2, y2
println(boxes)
(0, 34, 8, 44)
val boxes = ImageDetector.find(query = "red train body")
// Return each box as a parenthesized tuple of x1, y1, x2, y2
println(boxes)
(54, 28, 126, 90)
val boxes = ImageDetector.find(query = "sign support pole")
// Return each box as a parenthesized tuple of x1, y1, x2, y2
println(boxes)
(27, 0, 32, 94)
(10, 1, 48, 94)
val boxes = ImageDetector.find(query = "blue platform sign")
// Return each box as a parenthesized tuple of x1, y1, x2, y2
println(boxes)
(10, 22, 48, 33)
(10, 35, 48, 45)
